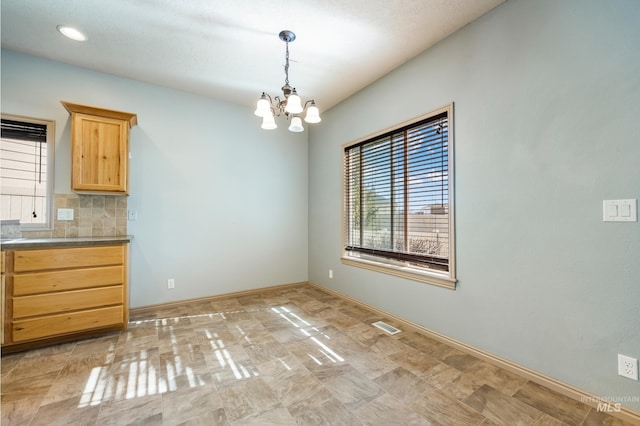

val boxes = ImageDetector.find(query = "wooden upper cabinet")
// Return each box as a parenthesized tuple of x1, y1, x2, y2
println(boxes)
(61, 101, 137, 194)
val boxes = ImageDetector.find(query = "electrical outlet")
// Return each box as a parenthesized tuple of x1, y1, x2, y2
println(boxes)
(57, 208, 74, 221)
(618, 354, 639, 380)
(329, 269, 333, 279)
(167, 278, 175, 289)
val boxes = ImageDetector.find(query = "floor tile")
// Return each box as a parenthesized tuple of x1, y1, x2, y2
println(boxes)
(242, 339, 290, 365)
(532, 413, 571, 425)
(412, 388, 487, 425)
(231, 405, 297, 425)
(430, 344, 482, 372)
(217, 378, 280, 422)
(398, 331, 447, 354)
(1, 370, 59, 402)
(40, 353, 114, 406)
(1, 352, 25, 377)
(349, 349, 400, 380)
(95, 393, 163, 425)
(0, 395, 43, 426)
(162, 382, 223, 426)
(459, 360, 528, 396)
(463, 384, 543, 425)
(387, 346, 442, 377)
(581, 408, 638, 426)
(421, 359, 463, 390)
(437, 359, 528, 401)
(351, 328, 411, 358)
(324, 311, 365, 330)
(319, 366, 386, 410)
(292, 396, 364, 425)
(173, 408, 226, 425)
(354, 393, 432, 425)
(30, 395, 101, 426)
(374, 366, 432, 405)
(513, 381, 591, 425)
(260, 360, 333, 416)
(3, 351, 69, 382)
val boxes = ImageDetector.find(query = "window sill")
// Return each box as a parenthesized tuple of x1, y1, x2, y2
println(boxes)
(341, 255, 456, 290)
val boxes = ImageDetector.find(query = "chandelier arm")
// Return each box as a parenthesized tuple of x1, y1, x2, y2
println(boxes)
(260, 92, 277, 116)
(302, 99, 316, 111)
(262, 92, 274, 104)
(271, 95, 285, 116)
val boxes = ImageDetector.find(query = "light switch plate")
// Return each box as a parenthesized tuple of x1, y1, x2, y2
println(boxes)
(57, 208, 74, 221)
(603, 199, 637, 222)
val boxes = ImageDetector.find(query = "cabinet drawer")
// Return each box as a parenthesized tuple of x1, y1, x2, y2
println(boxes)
(13, 265, 123, 296)
(14, 245, 124, 272)
(12, 305, 123, 342)
(13, 285, 123, 318)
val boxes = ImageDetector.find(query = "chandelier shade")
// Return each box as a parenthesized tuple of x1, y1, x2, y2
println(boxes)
(304, 102, 321, 123)
(256, 30, 321, 132)
(254, 95, 271, 117)
(261, 114, 277, 129)
(284, 90, 303, 114)
(288, 116, 304, 132)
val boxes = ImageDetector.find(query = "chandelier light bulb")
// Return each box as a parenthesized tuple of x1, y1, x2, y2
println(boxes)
(261, 114, 277, 129)
(255, 95, 271, 117)
(304, 103, 321, 123)
(288, 116, 304, 132)
(285, 90, 303, 114)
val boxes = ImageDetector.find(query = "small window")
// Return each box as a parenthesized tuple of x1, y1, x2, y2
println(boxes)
(1, 114, 55, 230)
(342, 104, 456, 289)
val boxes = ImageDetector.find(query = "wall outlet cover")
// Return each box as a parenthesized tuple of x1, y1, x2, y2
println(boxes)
(618, 354, 639, 381)
(57, 208, 74, 221)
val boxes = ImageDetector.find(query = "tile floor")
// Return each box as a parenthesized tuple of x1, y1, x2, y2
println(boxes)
(1, 284, 635, 425)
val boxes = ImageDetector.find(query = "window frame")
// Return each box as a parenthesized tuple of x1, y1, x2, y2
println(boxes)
(341, 103, 456, 289)
(1, 113, 56, 231)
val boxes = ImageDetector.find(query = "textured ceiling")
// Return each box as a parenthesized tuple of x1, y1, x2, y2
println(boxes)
(1, 0, 505, 111)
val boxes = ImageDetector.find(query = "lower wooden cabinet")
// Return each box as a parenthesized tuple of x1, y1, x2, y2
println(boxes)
(2, 243, 128, 352)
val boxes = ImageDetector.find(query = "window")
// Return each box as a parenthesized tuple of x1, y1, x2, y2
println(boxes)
(342, 104, 456, 288)
(1, 114, 55, 230)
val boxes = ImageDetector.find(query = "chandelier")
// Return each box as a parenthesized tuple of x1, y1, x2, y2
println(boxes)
(254, 30, 321, 132)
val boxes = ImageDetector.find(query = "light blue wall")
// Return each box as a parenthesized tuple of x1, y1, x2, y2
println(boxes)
(309, 0, 640, 409)
(1, 50, 309, 307)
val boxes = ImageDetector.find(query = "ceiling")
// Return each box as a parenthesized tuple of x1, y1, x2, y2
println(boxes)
(1, 0, 505, 111)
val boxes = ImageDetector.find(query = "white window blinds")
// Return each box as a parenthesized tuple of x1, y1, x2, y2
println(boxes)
(344, 111, 450, 272)
(1, 118, 50, 224)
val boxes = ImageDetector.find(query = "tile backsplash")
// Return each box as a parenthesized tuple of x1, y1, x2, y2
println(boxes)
(22, 193, 128, 238)
(0, 220, 21, 239)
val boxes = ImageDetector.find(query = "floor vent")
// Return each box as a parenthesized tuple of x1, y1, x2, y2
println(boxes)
(372, 321, 402, 335)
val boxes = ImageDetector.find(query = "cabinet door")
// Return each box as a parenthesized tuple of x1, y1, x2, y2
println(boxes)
(12, 306, 123, 342)
(13, 245, 124, 272)
(72, 113, 129, 193)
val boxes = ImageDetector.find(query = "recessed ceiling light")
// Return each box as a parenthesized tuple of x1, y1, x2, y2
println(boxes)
(57, 25, 87, 42)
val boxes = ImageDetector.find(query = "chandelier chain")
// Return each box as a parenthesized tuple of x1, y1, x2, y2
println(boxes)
(284, 41, 290, 87)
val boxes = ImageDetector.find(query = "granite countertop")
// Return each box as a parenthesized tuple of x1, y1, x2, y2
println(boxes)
(0, 235, 133, 249)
